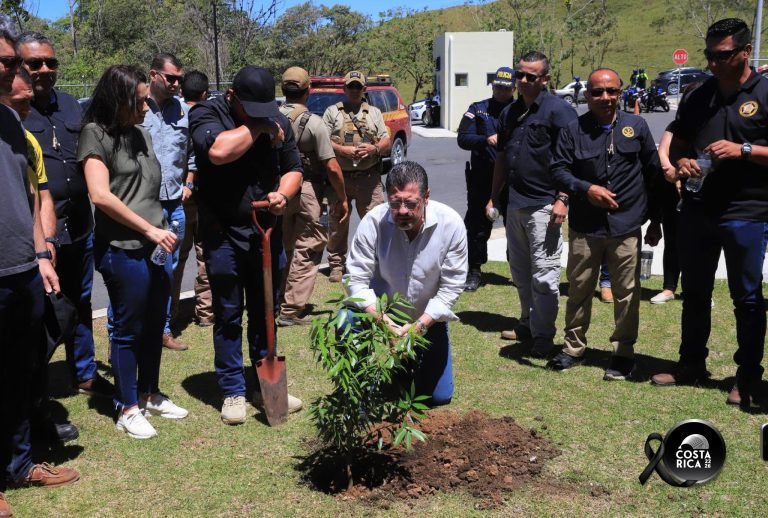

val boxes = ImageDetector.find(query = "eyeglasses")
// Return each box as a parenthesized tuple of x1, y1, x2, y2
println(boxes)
(704, 46, 744, 62)
(24, 58, 59, 71)
(157, 71, 183, 84)
(0, 55, 22, 69)
(388, 198, 421, 211)
(345, 83, 364, 90)
(515, 70, 543, 82)
(589, 87, 622, 97)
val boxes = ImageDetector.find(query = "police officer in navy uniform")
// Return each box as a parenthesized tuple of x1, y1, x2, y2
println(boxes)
(457, 66, 515, 291)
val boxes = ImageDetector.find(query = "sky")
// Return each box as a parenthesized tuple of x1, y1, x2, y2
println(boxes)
(34, 0, 468, 23)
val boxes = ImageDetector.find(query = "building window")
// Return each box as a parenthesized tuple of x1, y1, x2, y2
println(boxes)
(455, 73, 468, 87)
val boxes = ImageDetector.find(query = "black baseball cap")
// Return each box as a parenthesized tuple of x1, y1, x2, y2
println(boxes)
(232, 66, 279, 118)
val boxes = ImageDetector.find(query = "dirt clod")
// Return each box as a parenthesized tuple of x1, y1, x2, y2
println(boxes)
(298, 410, 562, 507)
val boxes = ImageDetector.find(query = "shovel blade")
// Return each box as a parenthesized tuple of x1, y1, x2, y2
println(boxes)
(255, 355, 288, 426)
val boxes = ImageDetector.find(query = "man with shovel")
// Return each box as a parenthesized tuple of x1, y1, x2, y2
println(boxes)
(190, 66, 304, 425)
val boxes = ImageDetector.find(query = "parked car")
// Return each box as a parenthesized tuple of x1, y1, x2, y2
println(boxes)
(409, 99, 427, 123)
(655, 68, 711, 95)
(554, 81, 586, 104)
(308, 74, 411, 171)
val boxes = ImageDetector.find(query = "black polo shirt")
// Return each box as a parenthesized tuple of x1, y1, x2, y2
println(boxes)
(497, 89, 577, 209)
(552, 111, 661, 237)
(25, 89, 92, 245)
(675, 72, 768, 220)
(189, 96, 303, 250)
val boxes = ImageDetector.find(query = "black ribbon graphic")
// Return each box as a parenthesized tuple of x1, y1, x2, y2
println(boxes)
(639, 432, 696, 487)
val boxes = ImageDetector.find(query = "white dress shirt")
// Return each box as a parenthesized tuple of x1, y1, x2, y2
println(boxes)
(344, 200, 468, 321)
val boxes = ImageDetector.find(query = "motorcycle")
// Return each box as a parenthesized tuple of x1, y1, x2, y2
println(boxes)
(622, 86, 640, 112)
(642, 87, 670, 113)
(423, 94, 441, 127)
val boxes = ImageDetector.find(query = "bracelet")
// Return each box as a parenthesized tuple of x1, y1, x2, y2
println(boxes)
(36, 250, 53, 260)
(277, 192, 289, 203)
(415, 318, 428, 334)
(556, 194, 569, 206)
(45, 236, 59, 246)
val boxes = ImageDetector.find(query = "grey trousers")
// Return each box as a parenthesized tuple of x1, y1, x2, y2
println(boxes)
(506, 203, 563, 340)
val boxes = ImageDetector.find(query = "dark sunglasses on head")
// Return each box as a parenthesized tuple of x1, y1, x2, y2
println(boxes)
(346, 83, 364, 90)
(704, 46, 744, 62)
(515, 70, 543, 82)
(0, 55, 23, 69)
(24, 58, 59, 71)
(158, 71, 183, 84)
(589, 87, 622, 97)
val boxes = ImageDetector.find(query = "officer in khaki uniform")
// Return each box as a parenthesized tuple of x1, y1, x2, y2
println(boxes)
(278, 67, 349, 325)
(323, 70, 390, 282)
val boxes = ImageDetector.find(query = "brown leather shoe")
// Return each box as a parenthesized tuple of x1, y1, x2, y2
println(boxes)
(76, 373, 114, 397)
(12, 463, 80, 488)
(163, 333, 189, 351)
(727, 386, 742, 406)
(328, 268, 343, 283)
(600, 287, 614, 303)
(0, 492, 12, 517)
(650, 363, 708, 387)
(500, 327, 532, 341)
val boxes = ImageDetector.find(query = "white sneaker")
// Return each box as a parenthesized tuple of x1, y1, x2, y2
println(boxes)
(116, 410, 157, 439)
(221, 395, 247, 425)
(252, 391, 303, 414)
(650, 291, 675, 304)
(141, 393, 189, 419)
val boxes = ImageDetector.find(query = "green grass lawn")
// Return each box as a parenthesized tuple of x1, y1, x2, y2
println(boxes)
(11, 261, 768, 516)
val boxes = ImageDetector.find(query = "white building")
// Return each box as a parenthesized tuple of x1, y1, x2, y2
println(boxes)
(433, 31, 515, 132)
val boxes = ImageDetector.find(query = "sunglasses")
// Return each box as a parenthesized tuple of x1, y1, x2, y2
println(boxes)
(346, 83, 364, 90)
(515, 70, 543, 82)
(24, 58, 59, 71)
(157, 71, 183, 84)
(0, 55, 23, 69)
(589, 87, 622, 97)
(703, 46, 744, 62)
(389, 199, 421, 211)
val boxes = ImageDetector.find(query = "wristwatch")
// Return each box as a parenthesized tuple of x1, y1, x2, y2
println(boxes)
(36, 250, 53, 260)
(184, 181, 196, 191)
(415, 318, 428, 335)
(741, 143, 753, 159)
(556, 194, 570, 206)
(45, 236, 59, 246)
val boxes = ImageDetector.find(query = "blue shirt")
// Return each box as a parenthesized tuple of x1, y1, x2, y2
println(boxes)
(25, 89, 92, 245)
(496, 90, 577, 209)
(457, 97, 512, 169)
(552, 111, 661, 237)
(141, 96, 195, 201)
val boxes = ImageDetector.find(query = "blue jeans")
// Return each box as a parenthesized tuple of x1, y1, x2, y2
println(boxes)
(58, 233, 97, 383)
(599, 256, 611, 289)
(340, 309, 454, 405)
(678, 203, 767, 380)
(0, 268, 43, 487)
(96, 244, 171, 409)
(161, 199, 186, 335)
(204, 232, 284, 398)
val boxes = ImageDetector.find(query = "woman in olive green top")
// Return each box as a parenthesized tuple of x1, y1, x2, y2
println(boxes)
(79, 65, 189, 439)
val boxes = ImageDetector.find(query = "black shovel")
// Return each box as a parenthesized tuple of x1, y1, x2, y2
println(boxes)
(251, 200, 288, 426)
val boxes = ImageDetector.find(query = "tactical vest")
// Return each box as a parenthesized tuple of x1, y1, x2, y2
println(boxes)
(285, 104, 323, 182)
(332, 101, 380, 171)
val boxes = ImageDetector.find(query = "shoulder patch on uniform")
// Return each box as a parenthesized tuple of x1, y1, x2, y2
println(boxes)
(739, 100, 759, 117)
(464, 112, 475, 119)
(621, 126, 635, 138)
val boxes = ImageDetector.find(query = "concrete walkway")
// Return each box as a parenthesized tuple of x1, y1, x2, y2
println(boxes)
(487, 223, 768, 280)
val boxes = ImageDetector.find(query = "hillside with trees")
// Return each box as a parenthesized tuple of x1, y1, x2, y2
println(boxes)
(2, 0, 761, 103)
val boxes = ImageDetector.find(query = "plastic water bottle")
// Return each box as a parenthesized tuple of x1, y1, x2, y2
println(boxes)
(319, 204, 329, 228)
(685, 153, 712, 193)
(150, 221, 180, 266)
(640, 247, 654, 281)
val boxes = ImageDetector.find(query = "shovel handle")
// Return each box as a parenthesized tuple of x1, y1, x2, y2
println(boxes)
(251, 201, 276, 360)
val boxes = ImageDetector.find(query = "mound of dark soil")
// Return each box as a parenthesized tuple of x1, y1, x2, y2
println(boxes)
(297, 410, 561, 507)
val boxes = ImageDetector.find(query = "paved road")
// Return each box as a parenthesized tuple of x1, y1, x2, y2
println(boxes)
(90, 107, 676, 310)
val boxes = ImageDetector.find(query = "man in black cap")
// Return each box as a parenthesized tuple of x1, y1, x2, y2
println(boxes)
(457, 66, 515, 291)
(189, 66, 304, 425)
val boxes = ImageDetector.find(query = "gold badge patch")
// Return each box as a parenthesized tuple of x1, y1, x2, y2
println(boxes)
(622, 126, 635, 138)
(739, 101, 758, 117)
